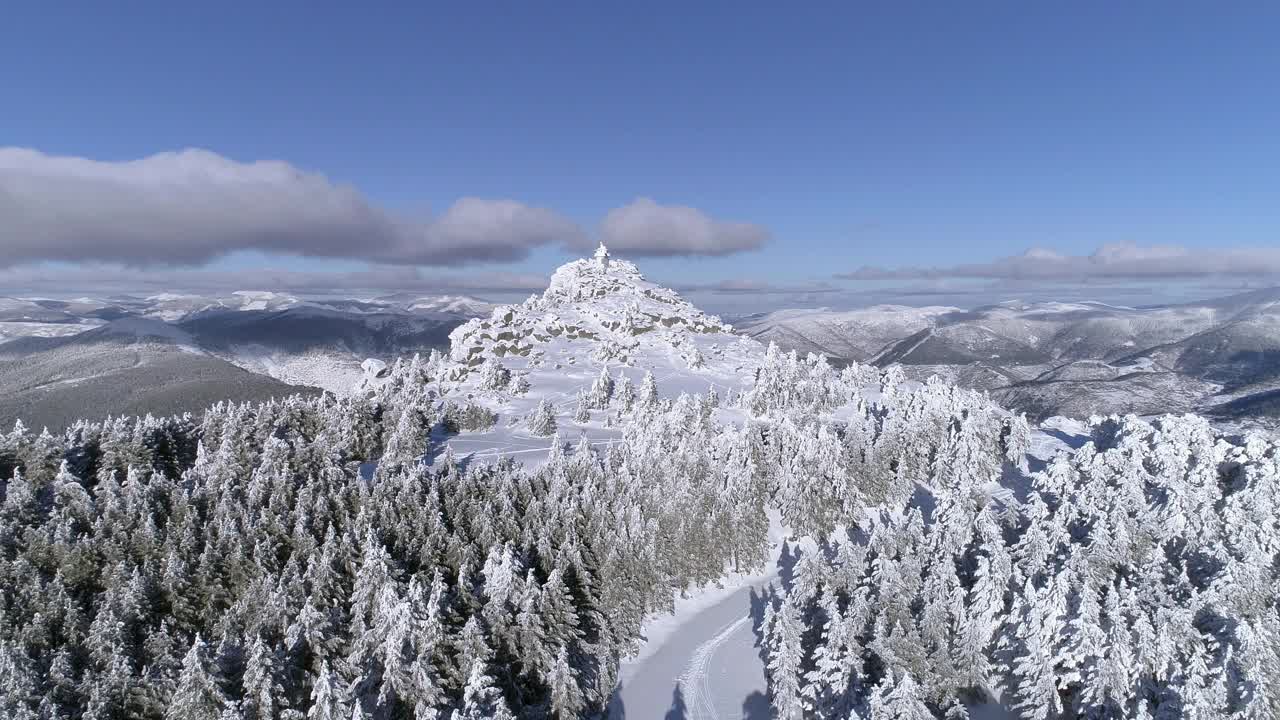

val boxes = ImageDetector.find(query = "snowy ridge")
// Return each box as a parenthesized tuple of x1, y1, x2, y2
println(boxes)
(407, 294, 494, 316)
(402, 246, 768, 466)
(447, 246, 746, 371)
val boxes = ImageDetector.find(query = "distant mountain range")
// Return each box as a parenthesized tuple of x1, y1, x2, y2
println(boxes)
(4, 285, 1278, 431)
(735, 288, 1280, 428)
(0, 292, 495, 430)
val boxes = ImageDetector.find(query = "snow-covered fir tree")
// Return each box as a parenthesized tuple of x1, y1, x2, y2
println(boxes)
(527, 398, 558, 436)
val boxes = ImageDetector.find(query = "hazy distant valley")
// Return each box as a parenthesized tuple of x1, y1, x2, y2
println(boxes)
(738, 287, 1280, 429)
(4, 286, 1279, 432)
(0, 291, 491, 430)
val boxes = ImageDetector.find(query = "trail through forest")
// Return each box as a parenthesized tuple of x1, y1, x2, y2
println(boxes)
(607, 579, 773, 719)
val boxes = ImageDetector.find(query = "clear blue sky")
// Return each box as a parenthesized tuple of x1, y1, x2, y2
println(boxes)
(2, 2, 1278, 307)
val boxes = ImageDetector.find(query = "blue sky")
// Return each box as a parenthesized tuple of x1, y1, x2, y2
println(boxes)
(2, 2, 1278, 309)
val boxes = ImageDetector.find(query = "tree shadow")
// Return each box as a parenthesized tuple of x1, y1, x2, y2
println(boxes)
(425, 422, 460, 466)
(748, 585, 770, 636)
(664, 683, 689, 720)
(606, 678, 626, 718)
(741, 690, 771, 719)
(1044, 427, 1089, 451)
(748, 583, 778, 702)
(910, 481, 938, 523)
(777, 539, 799, 592)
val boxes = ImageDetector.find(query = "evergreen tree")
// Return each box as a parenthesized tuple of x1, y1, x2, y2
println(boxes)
(527, 399, 558, 437)
(308, 660, 350, 720)
(452, 662, 515, 720)
(588, 365, 614, 409)
(168, 635, 224, 720)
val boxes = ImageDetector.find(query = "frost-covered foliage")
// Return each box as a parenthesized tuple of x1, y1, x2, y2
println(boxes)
(760, 413, 1280, 719)
(478, 358, 512, 392)
(754, 357, 1026, 539)
(527, 399, 558, 437)
(509, 373, 531, 396)
(0, 318, 1038, 720)
(445, 252, 735, 371)
(614, 373, 635, 412)
(587, 366, 614, 410)
(441, 401, 498, 433)
(0, 389, 768, 719)
(742, 344, 878, 417)
(572, 390, 591, 424)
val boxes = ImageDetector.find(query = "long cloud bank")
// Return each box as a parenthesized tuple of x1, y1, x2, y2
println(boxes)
(0, 148, 767, 266)
(0, 263, 552, 296)
(839, 243, 1280, 282)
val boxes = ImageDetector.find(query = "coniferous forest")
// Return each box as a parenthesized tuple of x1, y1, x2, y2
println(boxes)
(1, 347, 1276, 718)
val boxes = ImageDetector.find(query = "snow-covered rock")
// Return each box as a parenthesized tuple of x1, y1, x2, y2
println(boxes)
(447, 245, 749, 372)
(417, 246, 767, 465)
(361, 357, 389, 377)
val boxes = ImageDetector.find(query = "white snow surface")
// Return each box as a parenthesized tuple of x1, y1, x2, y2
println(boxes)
(223, 346, 366, 393)
(407, 294, 494, 316)
(438, 254, 766, 464)
(229, 290, 301, 311)
(0, 320, 104, 343)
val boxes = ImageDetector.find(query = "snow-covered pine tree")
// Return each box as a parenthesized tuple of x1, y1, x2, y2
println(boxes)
(167, 635, 224, 720)
(637, 371, 659, 410)
(308, 660, 350, 720)
(573, 390, 591, 424)
(479, 359, 511, 391)
(527, 399, 558, 437)
(588, 365, 614, 409)
(615, 372, 635, 411)
(767, 599, 807, 720)
(452, 662, 516, 720)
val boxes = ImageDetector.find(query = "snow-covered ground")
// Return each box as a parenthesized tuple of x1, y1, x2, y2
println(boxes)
(608, 513, 790, 719)
(609, 578, 773, 719)
(220, 345, 367, 394)
(429, 248, 765, 465)
(0, 319, 103, 343)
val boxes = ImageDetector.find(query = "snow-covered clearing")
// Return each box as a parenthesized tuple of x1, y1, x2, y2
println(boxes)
(222, 345, 366, 393)
(0, 319, 101, 343)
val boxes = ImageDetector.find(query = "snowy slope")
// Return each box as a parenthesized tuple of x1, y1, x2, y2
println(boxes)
(406, 294, 495, 316)
(435, 247, 767, 462)
(736, 305, 959, 362)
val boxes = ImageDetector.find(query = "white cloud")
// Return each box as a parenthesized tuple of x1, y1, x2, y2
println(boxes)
(838, 243, 1280, 282)
(676, 278, 838, 295)
(590, 197, 769, 257)
(0, 263, 550, 296)
(0, 147, 582, 267)
(1, 150, 773, 266)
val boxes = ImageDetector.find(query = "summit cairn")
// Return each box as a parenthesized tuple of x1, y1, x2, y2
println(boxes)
(594, 242, 611, 271)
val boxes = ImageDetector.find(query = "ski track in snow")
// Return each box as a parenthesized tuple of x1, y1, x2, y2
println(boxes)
(679, 614, 752, 720)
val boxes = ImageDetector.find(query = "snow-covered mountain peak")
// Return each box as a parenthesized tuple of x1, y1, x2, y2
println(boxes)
(407, 294, 494, 316)
(399, 247, 768, 469)
(230, 290, 301, 311)
(447, 250, 746, 370)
